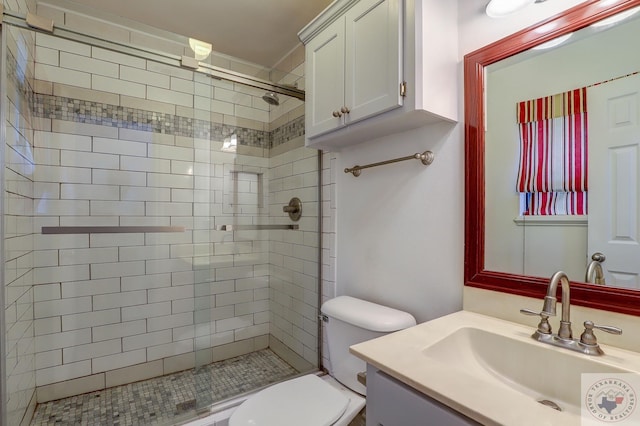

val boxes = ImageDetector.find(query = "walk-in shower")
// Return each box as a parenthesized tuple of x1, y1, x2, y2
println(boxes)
(0, 4, 320, 425)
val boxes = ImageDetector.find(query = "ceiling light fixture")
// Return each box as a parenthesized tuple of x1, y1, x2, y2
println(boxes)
(486, 0, 548, 18)
(486, 0, 536, 18)
(188, 38, 212, 60)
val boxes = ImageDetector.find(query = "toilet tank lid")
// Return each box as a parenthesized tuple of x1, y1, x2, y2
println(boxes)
(321, 296, 416, 332)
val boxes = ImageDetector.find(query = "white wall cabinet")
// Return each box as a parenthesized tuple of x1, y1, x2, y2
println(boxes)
(305, 0, 403, 139)
(366, 365, 481, 426)
(299, 0, 458, 151)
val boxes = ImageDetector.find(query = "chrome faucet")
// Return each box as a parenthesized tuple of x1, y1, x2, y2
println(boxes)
(541, 271, 573, 339)
(520, 271, 622, 356)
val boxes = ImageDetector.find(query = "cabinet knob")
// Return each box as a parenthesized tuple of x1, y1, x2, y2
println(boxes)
(332, 111, 342, 118)
(340, 106, 351, 114)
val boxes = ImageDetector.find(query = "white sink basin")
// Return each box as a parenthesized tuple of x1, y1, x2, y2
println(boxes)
(350, 311, 640, 425)
(422, 327, 628, 416)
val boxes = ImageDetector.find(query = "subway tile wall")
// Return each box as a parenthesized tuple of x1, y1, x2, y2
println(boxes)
(320, 151, 338, 371)
(268, 146, 319, 369)
(1, 5, 319, 408)
(268, 45, 319, 370)
(4, 7, 38, 426)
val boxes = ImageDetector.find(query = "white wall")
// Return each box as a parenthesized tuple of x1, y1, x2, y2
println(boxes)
(335, 122, 462, 324)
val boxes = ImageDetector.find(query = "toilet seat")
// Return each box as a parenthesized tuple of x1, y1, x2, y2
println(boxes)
(229, 374, 350, 426)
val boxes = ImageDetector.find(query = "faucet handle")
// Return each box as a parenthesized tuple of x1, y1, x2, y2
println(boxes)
(580, 320, 622, 345)
(519, 308, 552, 334)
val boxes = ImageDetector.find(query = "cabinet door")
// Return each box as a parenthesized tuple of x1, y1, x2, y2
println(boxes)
(306, 17, 346, 139)
(366, 366, 481, 426)
(344, 0, 403, 124)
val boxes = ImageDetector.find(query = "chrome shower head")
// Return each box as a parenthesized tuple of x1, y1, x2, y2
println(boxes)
(262, 91, 280, 106)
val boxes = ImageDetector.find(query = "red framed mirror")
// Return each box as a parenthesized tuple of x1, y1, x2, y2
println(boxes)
(464, 0, 640, 316)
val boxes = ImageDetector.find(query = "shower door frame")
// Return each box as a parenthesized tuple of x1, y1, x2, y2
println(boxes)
(0, 22, 7, 426)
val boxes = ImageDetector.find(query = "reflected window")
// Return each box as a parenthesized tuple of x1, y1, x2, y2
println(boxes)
(516, 88, 588, 215)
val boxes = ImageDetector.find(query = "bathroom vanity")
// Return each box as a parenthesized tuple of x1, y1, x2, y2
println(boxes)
(366, 364, 479, 425)
(350, 311, 640, 425)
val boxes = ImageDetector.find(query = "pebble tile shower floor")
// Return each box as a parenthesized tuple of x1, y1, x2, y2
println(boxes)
(31, 349, 299, 426)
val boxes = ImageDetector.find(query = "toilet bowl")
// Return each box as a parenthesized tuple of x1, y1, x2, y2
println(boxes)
(228, 296, 416, 426)
(230, 374, 364, 426)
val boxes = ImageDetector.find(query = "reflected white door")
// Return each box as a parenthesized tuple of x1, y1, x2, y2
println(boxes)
(588, 73, 640, 289)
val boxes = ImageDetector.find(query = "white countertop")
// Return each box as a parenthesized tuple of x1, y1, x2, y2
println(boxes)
(350, 310, 640, 426)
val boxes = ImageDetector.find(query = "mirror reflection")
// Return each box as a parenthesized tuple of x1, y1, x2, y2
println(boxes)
(484, 7, 640, 290)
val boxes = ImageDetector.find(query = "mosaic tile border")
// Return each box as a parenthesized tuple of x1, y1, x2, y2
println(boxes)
(33, 93, 275, 148)
(272, 115, 305, 148)
(8, 50, 304, 151)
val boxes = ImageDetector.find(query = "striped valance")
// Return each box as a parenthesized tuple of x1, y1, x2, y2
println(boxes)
(516, 88, 588, 216)
(517, 87, 587, 124)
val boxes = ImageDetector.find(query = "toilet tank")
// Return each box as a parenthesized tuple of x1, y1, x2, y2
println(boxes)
(321, 296, 416, 395)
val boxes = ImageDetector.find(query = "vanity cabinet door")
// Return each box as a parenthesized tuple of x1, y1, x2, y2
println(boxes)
(366, 365, 480, 426)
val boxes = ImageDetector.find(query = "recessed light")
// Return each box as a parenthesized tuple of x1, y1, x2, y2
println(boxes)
(486, 0, 536, 18)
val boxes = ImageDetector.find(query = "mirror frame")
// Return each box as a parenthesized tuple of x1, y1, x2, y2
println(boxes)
(464, 0, 640, 316)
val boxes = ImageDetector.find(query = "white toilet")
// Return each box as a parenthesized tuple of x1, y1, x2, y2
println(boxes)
(229, 296, 417, 426)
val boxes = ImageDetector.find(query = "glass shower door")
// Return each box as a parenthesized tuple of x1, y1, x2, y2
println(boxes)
(193, 76, 322, 412)
(3, 23, 206, 424)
